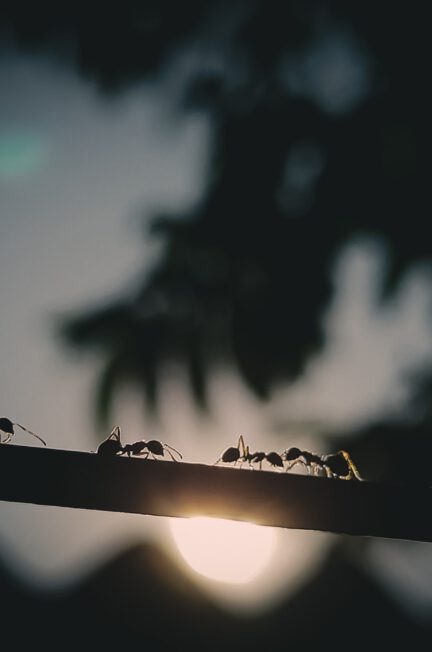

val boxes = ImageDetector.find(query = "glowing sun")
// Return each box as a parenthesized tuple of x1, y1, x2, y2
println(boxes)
(169, 516, 277, 584)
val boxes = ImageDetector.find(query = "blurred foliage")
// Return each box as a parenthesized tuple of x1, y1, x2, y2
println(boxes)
(2, 1, 430, 428)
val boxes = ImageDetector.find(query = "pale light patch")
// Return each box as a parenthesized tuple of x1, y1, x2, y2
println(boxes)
(169, 516, 276, 584)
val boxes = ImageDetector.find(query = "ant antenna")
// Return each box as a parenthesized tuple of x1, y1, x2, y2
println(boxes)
(163, 442, 183, 459)
(238, 435, 247, 457)
(14, 423, 47, 446)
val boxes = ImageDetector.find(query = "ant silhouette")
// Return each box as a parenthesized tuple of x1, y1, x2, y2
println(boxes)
(215, 435, 284, 470)
(120, 439, 183, 461)
(0, 417, 46, 446)
(282, 447, 363, 480)
(95, 426, 182, 461)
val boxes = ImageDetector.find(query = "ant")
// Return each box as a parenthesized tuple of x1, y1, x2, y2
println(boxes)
(281, 447, 363, 480)
(120, 439, 183, 461)
(0, 416, 46, 446)
(95, 426, 182, 461)
(215, 435, 284, 470)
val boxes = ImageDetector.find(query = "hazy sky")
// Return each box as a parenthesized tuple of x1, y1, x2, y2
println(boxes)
(1, 48, 432, 616)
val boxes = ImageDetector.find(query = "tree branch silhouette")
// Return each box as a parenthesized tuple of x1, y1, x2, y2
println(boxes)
(1, 444, 431, 543)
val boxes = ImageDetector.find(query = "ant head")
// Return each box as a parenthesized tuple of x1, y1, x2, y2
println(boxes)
(147, 440, 165, 456)
(326, 453, 349, 476)
(221, 446, 241, 463)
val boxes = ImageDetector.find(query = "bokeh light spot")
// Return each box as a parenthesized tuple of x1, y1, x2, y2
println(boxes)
(0, 130, 48, 180)
(169, 516, 277, 584)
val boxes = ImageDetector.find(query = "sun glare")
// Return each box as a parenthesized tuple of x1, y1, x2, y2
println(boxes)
(169, 517, 277, 584)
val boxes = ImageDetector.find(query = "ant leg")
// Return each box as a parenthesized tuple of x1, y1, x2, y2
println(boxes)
(339, 451, 363, 480)
(314, 463, 326, 477)
(135, 451, 149, 459)
(284, 459, 299, 472)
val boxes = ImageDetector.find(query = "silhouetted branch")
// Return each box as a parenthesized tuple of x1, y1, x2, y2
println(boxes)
(1, 444, 431, 542)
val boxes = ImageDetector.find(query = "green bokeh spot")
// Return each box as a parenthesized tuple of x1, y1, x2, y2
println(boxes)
(0, 130, 48, 180)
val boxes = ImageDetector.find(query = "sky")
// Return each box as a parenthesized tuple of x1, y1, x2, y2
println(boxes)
(1, 47, 432, 617)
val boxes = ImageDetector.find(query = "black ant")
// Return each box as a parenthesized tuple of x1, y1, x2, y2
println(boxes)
(282, 447, 362, 480)
(120, 439, 182, 461)
(96, 427, 182, 461)
(215, 435, 284, 470)
(0, 416, 46, 446)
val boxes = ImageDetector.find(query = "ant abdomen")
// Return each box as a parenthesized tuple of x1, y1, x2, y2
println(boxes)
(214, 435, 246, 465)
(221, 447, 241, 463)
(265, 452, 284, 468)
(96, 425, 123, 456)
